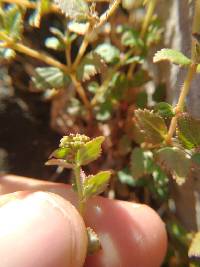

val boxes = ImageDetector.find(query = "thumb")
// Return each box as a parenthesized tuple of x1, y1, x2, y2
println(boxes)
(0, 191, 88, 267)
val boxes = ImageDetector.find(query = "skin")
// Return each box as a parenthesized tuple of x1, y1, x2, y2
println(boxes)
(0, 174, 168, 267)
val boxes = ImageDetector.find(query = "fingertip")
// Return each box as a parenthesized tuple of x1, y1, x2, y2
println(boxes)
(0, 191, 87, 267)
(84, 198, 167, 267)
(122, 202, 168, 267)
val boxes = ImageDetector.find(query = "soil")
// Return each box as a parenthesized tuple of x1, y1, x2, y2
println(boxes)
(0, 67, 64, 181)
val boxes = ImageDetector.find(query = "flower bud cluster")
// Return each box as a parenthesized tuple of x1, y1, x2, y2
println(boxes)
(60, 134, 90, 150)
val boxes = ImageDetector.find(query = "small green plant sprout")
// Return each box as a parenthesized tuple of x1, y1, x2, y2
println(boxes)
(46, 134, 111, 214)
(46, 134, 111, 254)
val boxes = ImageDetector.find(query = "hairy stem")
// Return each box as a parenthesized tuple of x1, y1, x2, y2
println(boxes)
(70, 73, 92, 112)
(74, 165, 85, 215)
(0, 32, 70, 73)
(166, 64, 198, 143)
(127, 0, 157, 79)
(97, 0, 121, 29)
(140, 0, 157, 39)
(166, 0, 200, 143)
(73, 0, 121, 69)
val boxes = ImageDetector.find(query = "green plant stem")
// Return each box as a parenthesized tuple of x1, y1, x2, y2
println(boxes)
(166, 63, 198, 144)
(0, 32, 92, 112)
(74, 165, 85, 215)
(96, 0, 121, 29)
(72, 23, 93, 70)
(70, 73, 92, 112)
(72, 0, 121, 69)
(166, 0, 200, 144)
(140, 0, 157, 39)
(0, 32, 70, 73)
(127, 0, 157, 79)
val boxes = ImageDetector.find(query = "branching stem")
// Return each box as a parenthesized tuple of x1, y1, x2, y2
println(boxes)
(0, 32, 70, 73)
(73, 0, 121, 69)
(166, 63, 198, 143)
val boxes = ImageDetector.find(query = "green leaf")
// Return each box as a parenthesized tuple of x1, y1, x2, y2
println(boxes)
(32, 67, 71, 90)
(50, 147, 70, 159)
(45, 37, 65, 51)
(117, 168, 134, 186)
(95, 101, 112, 121)
(82, 171, 111, 200)
(76, 136, 105, 166)
(95, 43, 120, 64)
(135, 109, 168, 145)
(146, 18, 163, 46)
(129, 70, 151, 87)
(77, 53, 106, 81)
(117, 168, 148, 187)
(153, 48, 191, 66)
(119, 27, 144, 49)
(124, 55, 144, 65)
(130, 148, 154, 178)
(156, 147, 191, 185)
(0, 5, 23, 40)
(55, 0, 89, 21)
(189, 232, 200, 260)
(153, 84, 166, 102)
(192, 153, 200, 166)
(87, 81, 99, 94)
(154, 102, 174, 118)
(136, 91, 148, 108)
(177, 113, 200, 149)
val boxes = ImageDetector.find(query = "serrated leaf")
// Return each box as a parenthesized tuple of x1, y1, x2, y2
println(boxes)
(120, 27, 144, 49)
(130, 148, 154, 178)
(77, 53, 106, 81)
(55, 0, 89, 21)
(32, 67, 71, 90)
(95, 43, 120, 64)
(136, 91, 148, 108)
(156, 147, 191, 185)
(135, 109, 168, 145)
(177, 113, 200, 149)
(82, 171, 111, 200)
(154, 102, 174, 118)
(189, 232, 200, 260)
(0, 5, 23, 40)
(76, 136, 105, 166)
(153, 48, 191, 66)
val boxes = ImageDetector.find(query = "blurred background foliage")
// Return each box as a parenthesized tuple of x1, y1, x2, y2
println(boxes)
(0, 0, 200, 266)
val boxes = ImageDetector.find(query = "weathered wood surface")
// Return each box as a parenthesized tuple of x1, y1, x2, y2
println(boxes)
(158, 0, 200, 230)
